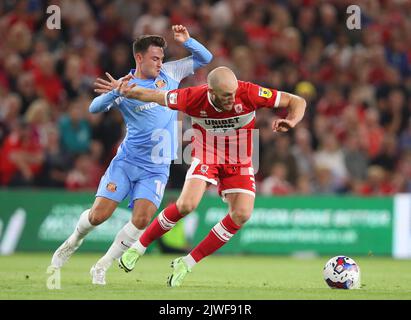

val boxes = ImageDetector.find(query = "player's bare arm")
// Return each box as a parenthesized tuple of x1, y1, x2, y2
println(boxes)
(272, 92, 306, 132)
(118, 79, 167, 106)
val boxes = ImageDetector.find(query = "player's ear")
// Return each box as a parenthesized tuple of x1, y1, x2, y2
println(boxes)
(135, 53, 143, 64)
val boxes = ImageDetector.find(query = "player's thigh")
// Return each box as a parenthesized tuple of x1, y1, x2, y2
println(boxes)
(176, 178, 208, 215)
(89, 196, 118, 225)
(92, 161, 132, 225)
(177, 158, 218, 214)
(96, 160, 132, 204)
(131, 198, 158, 229)
(218, 166, 256, 201)
(225, 192, 255, 226)
(130, 172, 169, 211)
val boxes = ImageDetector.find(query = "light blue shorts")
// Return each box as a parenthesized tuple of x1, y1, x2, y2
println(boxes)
(96, 155, 170, 209)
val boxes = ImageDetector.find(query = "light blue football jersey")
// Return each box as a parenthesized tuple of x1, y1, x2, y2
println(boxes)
(90, 38, 212, 169)
(89, 38, 212, 206)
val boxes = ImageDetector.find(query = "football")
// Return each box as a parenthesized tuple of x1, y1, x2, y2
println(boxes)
(323, 256, 361, 289)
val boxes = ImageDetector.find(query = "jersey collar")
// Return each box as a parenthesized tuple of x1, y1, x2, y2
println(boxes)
(129, 69, 156, 83)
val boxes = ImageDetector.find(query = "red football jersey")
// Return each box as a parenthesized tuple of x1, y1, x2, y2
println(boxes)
(165, 81, 282, 165)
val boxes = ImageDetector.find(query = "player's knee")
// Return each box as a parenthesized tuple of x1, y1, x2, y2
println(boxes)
(88, 208, 110, 226)
(131, 214, 152, 229)
(231, 208, 252, 226)
(176, 199, 198, 215)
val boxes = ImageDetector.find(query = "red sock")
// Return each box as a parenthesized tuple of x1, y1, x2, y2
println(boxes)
(190, 214, 241, 262)
(139, 203, 184, 247)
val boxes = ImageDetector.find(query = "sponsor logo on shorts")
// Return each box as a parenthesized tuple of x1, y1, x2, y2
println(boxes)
(106, 182, 117, 192)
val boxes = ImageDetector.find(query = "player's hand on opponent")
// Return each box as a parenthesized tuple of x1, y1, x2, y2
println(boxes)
(118, 75, 138, 98)
(172, 25, 190, 43)
(272, 119, 295, 132)
(94, 72, 120, 94)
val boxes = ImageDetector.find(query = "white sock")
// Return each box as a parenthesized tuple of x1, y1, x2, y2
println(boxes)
(131, 239, 147, 255)
(70, 209, 94, 243)
(96, 221, 144, 269)
(182, 254, 197, 269)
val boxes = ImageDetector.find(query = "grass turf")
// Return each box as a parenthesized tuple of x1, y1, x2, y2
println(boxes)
(0, 253, 410, 300)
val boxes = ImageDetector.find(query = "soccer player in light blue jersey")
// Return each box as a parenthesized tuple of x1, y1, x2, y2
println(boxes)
(50, 25, 212, 285)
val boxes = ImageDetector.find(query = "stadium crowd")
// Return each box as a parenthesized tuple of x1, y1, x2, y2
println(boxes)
(1, 0, 411, 195)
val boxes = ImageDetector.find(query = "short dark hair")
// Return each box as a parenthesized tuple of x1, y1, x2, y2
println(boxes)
(132, 35, 167, 55)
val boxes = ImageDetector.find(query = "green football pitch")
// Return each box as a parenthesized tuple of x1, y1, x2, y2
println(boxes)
(0, 253, 410, 300)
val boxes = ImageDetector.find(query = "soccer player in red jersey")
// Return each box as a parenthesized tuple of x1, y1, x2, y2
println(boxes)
(118, 66, 306, 287)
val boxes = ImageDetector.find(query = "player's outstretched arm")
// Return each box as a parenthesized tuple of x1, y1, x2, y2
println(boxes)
(172, 25, 213, 68)
(162, 25, 212, 82)
(118, 76, 167, 107)
(272, 92, 306, 132)
(89, 72, 122, 113)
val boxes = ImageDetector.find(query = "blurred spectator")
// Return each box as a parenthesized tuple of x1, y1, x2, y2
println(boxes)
(97, 2, 127, 47)
(0, 120, 44, 186)
(31, 52, 64, 106)
(261, 134, 298, 186)
(312, 166, 335, 195)
(397, 150, 411, 192)
(16, 73, 38, 114)
(358, 107, 384, 159)
(261, 162, 294, 195)
(399, 118, 411, 152)
(295, 175, 314, 195)
(36, 125, 71, 188)
(133, 1, 169, 37)
(356, 165, 395, 196)
(65, 152, 102, 191)
(3, 53, 23, 92)
(316, 85, 348, 121)
(343, 133, 368, 182)
(63, 54, 89, 99)
(58, 98, 91, 156)
(60, 0, 93, 26)
(380, 88, 408, 136)
(370, 134, 399, 172)
(314, 134, 348, 192)
(100, 42, 132, 79)
(294, 81, 317, 121)
(0, 93, 22, 145)
(6, 22, 32, 56)
(291, 126, 315, 178)
(317, 3, 339, 45)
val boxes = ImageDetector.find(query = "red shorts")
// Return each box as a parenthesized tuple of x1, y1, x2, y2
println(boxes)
(186, 158, 256, 200)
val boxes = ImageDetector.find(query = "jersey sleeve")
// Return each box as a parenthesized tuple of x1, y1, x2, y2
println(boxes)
(162, 38, 212, 82)
(162, 57, 193, 83)
(245, 82, 282, 110)
(89, 90, 122, 113)
(165, 87, 190, 112)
